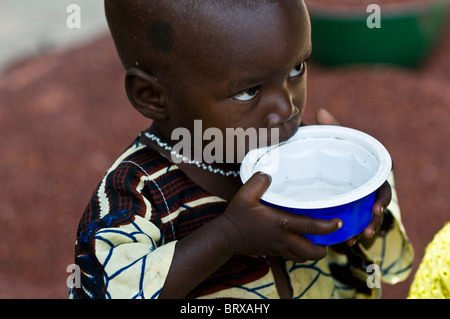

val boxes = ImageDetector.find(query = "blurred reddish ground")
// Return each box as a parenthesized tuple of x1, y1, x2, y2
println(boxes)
(0, 21, 448, 298)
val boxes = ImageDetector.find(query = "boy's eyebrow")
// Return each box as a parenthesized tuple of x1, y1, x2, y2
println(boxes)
(227, 73, 271, 93)
(227, 45, 313, 92)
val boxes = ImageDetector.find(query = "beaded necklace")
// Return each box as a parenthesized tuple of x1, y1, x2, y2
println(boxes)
(144, 132, 240, 177)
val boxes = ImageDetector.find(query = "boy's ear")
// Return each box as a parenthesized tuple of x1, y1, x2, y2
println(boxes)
(125, 68, 169, 120)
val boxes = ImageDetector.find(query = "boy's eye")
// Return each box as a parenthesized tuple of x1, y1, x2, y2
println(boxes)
(289, 61, 306, 78)
(233, 87, 260, 101)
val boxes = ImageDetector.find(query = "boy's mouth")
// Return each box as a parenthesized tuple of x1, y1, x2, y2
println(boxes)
(271, 111, 301, 144)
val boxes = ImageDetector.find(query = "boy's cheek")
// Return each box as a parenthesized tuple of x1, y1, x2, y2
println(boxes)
(292, 83, 307, 116)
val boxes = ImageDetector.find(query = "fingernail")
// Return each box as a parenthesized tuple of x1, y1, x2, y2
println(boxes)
(337, 221, 343, 229)
(380, 206, 385, 215)
(259, 171, 272, 182)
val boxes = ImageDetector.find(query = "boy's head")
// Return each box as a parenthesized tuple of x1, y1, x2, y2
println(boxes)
(105, 0, 311, 151)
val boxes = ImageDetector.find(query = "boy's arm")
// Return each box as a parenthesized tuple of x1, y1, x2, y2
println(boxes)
(72, 145, 180, 299)
(159, 172, 343, 298)
(157, 213, 234, 298)
(73, 213, 177, 299)
(74, 171, 341, 299)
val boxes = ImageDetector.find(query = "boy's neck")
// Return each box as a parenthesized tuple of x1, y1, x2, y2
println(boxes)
(177, 162, 243, 201)
(144, 124, 243, 201)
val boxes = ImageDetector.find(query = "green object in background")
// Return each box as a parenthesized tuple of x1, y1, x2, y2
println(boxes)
(308, 0, 449, 67)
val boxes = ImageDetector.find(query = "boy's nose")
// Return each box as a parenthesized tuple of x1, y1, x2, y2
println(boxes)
(264, 88, 299, 127)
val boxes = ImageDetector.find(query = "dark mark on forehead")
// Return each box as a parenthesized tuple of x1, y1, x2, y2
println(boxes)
(147, 21, 174, 54)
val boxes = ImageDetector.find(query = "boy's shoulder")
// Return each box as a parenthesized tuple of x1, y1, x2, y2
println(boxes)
(77, 133, 228, 235)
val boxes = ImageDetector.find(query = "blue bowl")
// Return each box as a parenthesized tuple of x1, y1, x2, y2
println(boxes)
(240, 126, 392, 246)
(261, 192, 374, 245)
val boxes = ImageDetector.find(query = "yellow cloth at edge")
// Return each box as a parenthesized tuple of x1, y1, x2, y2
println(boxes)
(408, 222, 450, 299)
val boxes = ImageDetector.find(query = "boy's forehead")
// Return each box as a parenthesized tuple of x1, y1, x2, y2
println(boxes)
(166, 1, 310, 77)
(107, 0, 309, 84)
(146, 1, 284, 51)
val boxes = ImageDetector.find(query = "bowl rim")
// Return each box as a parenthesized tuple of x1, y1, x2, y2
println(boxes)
(240, 125, 392, 209)
(305, 0, 449, 19)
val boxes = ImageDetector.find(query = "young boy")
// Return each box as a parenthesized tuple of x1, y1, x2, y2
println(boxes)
(70, 0, 413, 299)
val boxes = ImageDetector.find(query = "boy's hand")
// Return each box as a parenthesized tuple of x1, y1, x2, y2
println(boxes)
(314, 108, 393, 246)
(218, 172, 343, 263)
(344, 181, 392, 246)
(315, 108, 340, 125)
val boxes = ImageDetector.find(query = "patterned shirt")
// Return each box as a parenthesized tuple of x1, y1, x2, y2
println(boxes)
(70, 133, 413, 299)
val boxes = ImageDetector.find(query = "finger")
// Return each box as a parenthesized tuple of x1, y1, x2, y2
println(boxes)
(286, 233, 329, 261)
(345, 234, 362, 246)
(372, 181, 392, 216)
(363, 213, 384, 239)
(315, 108, 340, 126)
(240, 171, 272, 202)
(284, 214, 343, 236)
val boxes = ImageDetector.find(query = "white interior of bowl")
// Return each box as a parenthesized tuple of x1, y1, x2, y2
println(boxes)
(240, 125, 392, 209)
